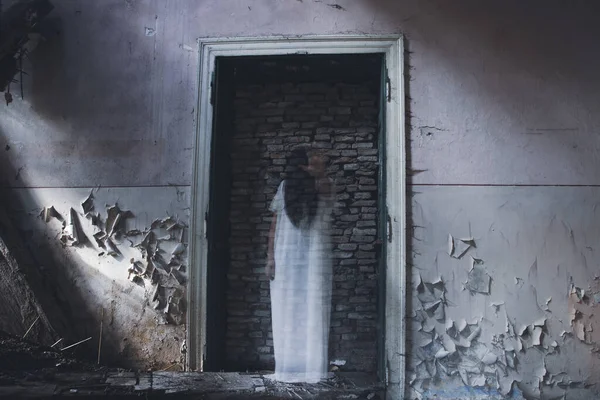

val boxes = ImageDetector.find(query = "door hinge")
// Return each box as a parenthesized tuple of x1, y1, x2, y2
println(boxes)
(386, 76, 391, 103)
(209, 72, 216, 105)
(204, 211, 209, 239)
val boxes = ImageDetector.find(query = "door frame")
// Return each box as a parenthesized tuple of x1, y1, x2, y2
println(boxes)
(188, 35, 406, 397)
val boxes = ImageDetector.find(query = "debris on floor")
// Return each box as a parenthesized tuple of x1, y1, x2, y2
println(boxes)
(0, 330, 102, 372)
(0, 330, 383, 399)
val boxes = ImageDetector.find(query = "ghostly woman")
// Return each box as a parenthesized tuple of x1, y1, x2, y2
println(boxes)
(266, 147, 334, 383)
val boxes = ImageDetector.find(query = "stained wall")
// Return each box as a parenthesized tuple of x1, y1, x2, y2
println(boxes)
(0, 0, 599, 397)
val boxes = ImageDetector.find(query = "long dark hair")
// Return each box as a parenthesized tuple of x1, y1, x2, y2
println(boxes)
(284, 147, 319, 228)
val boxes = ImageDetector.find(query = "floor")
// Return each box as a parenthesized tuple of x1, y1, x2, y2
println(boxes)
(0, 328, 383, 399)
(0, 371, 384, 399)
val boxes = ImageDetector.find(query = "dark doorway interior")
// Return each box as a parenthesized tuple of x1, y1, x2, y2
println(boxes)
(205, 54, 385, 378)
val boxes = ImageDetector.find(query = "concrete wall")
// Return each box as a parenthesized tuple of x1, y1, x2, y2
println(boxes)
(1, 0, 599, 397)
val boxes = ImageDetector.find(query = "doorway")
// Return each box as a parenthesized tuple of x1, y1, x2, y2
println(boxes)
(189, 36, 406, 398)
(206, 54, 384, 375)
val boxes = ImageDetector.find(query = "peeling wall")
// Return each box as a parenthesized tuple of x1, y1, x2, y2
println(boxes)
(410, 188, 600, 399)
(0, 0, 599, 395)
(6, 187, 189, 369)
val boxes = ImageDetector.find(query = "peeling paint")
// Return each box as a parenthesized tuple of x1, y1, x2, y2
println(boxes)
(105, 204, 133, 238)
(81, 191, 94, 215)
(409, 230, 592, 399)
(466, 261, 491, 294)
(61, 208, 86, 246)
(568, 282, 600, 346)
(39, 206, 62, 223)
(326, 3, 346, 11)
(448, 235, 475, 259)
(40, 194, 188, 326)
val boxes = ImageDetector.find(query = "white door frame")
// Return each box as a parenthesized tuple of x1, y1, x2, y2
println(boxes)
(188, 35, 406, 398)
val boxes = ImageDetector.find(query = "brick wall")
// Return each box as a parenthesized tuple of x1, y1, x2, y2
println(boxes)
(225, 73, 381, 373)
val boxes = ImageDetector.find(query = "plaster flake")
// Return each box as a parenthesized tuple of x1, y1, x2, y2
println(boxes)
(81, 191, 94, 214)
(470, 374, 486, 388)
(418, 333, 433, 348)
(105, 204, 133, 238)
(542, 297, 552, 311)
(421, 318, 436, 333)
(105, 237, 120, 256)
(40, 206, 61, 223)
(481, 351, 498, 365)
(531, 327, 543, 347)
(40, 194, 188, 326)
(466, 266, 490, 295)
(568, 281, 600, 346)
(490, 301, 504, 315)
(409, 238, 592, 399)
(533, 317, 546, 328)
(448, 236, 475, 259)
(62, 207, 84, 246)
(434, 349, 451, 359)
(447, 234, 454, 256)
(441, 334, 456, 354)
(464, 326, 481, 346)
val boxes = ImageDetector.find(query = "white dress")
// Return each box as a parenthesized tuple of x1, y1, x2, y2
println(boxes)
(268, 180, 334, 383)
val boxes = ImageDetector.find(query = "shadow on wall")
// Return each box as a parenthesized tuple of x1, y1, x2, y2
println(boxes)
(367, 0, 600, 89)
(0, 1, 187, 368)
(0, 146, 123, 367)
(0, 0, 195, 188)
(363, 0, 600, 150)
(23, 1, 155, 134)
(2, 0, 600, 182)
(3, 0, 599, 188)
(19, 0, 600, 149)
(0, 124, 186, 368)
(0, 0, 144, 348)
(28, 16, 68, 120)
(0, 2, 156, 353)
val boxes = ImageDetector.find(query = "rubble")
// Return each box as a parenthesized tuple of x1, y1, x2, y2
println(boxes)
(0, 328, 382, 398)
